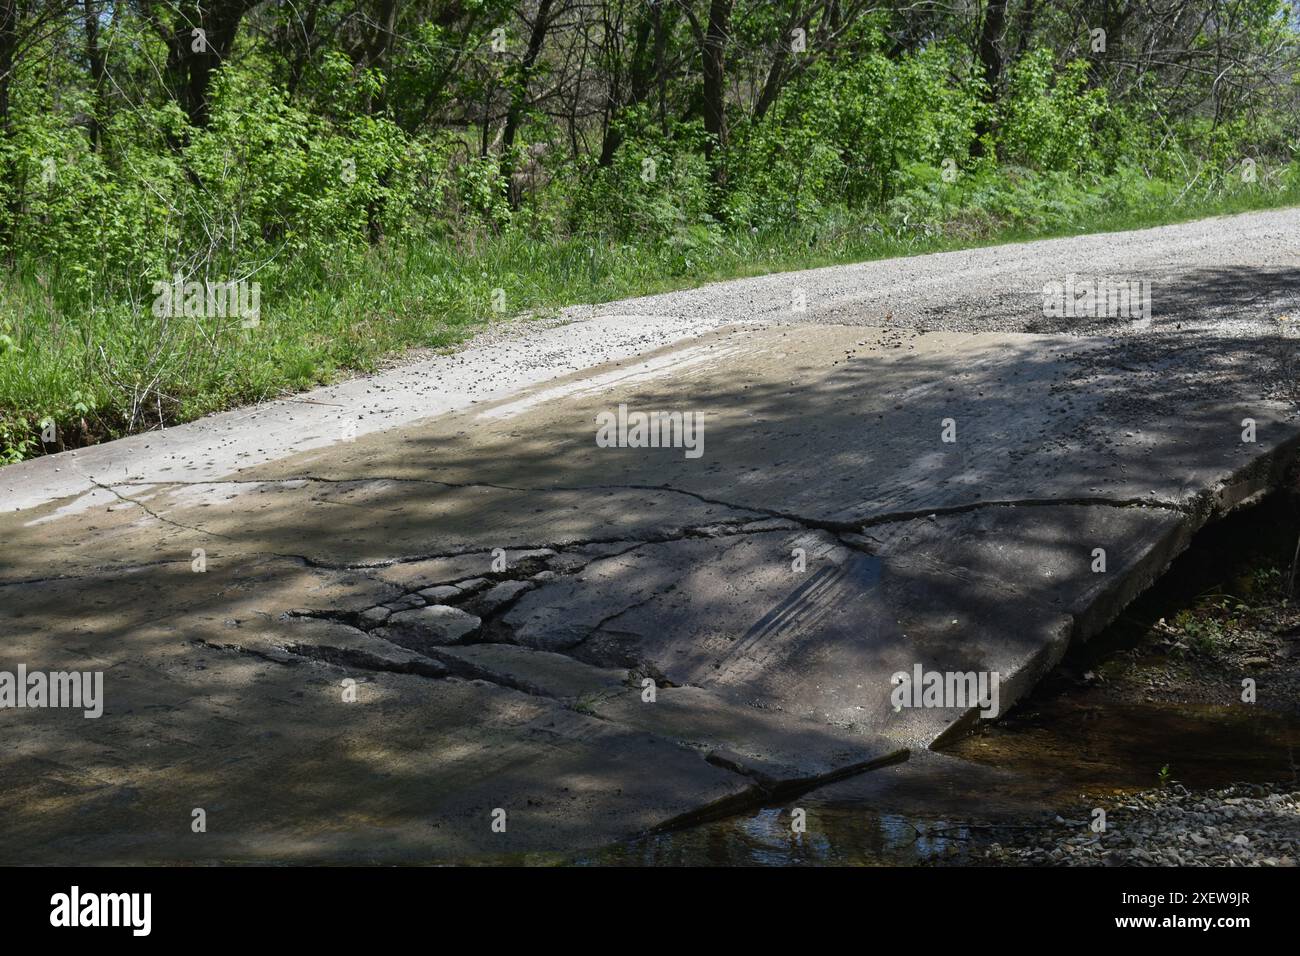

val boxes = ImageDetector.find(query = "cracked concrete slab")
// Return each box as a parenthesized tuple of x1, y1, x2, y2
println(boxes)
(428, 642, 630, 699)
(258, 323, 1294, 526)
(271, 617, 451, 678)
(497, 507, 1204, 746)
(591, 684, 907, 790)
(0, 646, 759, 864)
(3, 209, 1299, 862)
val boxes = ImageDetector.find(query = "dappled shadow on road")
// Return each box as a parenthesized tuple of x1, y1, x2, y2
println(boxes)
(1016, 265, 1300, 334)
(0, 562, 768, 864)
(3, 266, 1299, 863)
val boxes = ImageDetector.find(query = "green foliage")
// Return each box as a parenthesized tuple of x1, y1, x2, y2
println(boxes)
(999, 52, 1109, 173)
(727, 41, 981, 225)
(571, 113, 715, 242)
(454, 152, 514, 227)
(1249, 565, 1284, 597)
(0, 1, 1296, 461)
(1171, 609, 1227, 657)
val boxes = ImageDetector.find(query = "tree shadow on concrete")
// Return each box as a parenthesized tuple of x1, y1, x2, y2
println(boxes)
(3, 265, 1299, 863)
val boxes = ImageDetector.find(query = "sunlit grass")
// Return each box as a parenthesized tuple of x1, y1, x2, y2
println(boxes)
(1, 169, 1297, 463)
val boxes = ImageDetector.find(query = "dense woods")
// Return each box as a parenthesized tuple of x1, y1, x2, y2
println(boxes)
(1, 1, 1297, 458)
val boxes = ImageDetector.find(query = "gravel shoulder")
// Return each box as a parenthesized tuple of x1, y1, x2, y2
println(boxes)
(980, 783, 1299, 866)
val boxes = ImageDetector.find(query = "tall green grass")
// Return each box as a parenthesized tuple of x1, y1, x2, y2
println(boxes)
(2, 165, 1297, 463)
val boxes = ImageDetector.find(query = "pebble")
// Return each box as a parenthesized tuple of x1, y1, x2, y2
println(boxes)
(983, 784, 1300, 867)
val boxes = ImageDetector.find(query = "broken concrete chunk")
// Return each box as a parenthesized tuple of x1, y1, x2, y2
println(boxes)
(385, 594, 426, 612)
(202, 617, 449, 678)
(739, 518, 803, 533)
(429, 643, 627, 699)
(690, 523, 745, 537)
(373, 554, 496, 592)
(358, 606, 391, 626)
(545, 553, 590, 573)
(284, 633, 449, 679)
(503, 548, 557, 565)
(474, 579, 534, 613)
(418, 585, 462, 603)
(837, 532, 877, 551)
(545, 541, 644, 574)
(386, 605, 482, 648)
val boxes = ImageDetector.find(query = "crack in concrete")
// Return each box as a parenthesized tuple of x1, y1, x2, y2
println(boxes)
(589, 483, 1194, 536)
(109, 474, 1194, 535)
(190, 636, 747, 779)
(262, 521, 767, 574)
(0, 558, 192, 588)
(283, 643, 449, 680)
(703, 746, 910, 797)
(17, 474, 1191, 590)
(192, 638, 448, 681)
(644, 747, 912, 837)
(192, 639, 305, 668)
(89, 479, 235, 540)
(0, 487, 1170, 591)
(589, 591, 664, 639)
(416, 647, 632, 706)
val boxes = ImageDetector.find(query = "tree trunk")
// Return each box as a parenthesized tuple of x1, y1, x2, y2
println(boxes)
(0, 0, 17, 259)
(654, 2, 670, 133)
(971, 0, 1008, 158)
(159, 1, 254, 129)
(1011, 0, 1038, 67)
(84, 0, 108, 150)
(599, 1, 656, 166)
(754, 3, 805, 122)
(0, 0, 16, 135)
(700, 0, 732, 200)
(501, 0, 555, 209)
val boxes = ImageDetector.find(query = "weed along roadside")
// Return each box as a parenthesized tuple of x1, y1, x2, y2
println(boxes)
(2, 0, 1299, 462)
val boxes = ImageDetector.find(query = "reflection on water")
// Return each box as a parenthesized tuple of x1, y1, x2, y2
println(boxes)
(578, 806, 984, 866)
(575, 698, 1300, 866)
(577, 497, 1300, 866)
(947, 699, 1300, 792)
(576, 799, 1055, 866)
